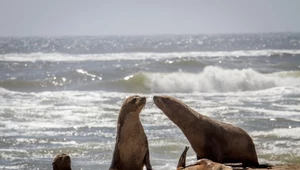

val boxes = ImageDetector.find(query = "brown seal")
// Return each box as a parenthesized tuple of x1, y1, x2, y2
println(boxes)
(177, 146, 233, 170)
(153, 95, 259, 167)
(52, 153, 72, 170)
(109, 95, 152, 170)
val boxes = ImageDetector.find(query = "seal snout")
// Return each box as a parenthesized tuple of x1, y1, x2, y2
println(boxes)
(153, 95, 160, 103)
(153, 96, 164, 108)
(138, 96, 146, 105)
(153, 96, 159, 102)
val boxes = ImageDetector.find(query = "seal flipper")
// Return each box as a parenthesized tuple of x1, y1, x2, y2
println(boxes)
(143, 147, 152, 170)
(255, 163, 273, 169)
(177, 146, 189, 169)
(244, 162, 272, 169)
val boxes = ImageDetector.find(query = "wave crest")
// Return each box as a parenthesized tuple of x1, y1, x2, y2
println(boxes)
(1, 49, 300, 62)
(142, 67, 300, 93)
(1, 66, 299, 93)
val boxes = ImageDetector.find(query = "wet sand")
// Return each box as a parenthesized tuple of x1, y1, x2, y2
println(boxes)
(230, 164, 300, 170)
(249, 165, 300, 170)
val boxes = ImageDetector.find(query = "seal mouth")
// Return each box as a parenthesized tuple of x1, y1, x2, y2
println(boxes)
(134, 96, 146, 113)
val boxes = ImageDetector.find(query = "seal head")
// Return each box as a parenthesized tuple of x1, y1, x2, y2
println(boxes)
(52, 153, 71, 170)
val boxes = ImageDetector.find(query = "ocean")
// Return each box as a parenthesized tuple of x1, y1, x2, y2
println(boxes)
(0, 33, 300, 170)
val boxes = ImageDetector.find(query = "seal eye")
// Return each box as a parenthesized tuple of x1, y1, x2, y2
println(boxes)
(131, 98, 137, 104)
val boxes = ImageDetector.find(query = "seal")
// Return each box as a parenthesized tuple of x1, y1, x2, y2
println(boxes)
(177, 146, 233, 170)
(109, 95, 152, 170)
(153, 95, 259, 167)
(52, 153, 72, 170)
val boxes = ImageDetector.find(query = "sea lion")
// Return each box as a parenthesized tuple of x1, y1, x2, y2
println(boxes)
(52, 153, 72, 170)
(109, 95, 152, 170)
(177, 146, 233, 170)
(153, 95, 259, 167)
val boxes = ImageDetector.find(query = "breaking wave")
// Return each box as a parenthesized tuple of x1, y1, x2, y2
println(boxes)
(126, 66, 300, 93)
(1, 66, 300, 93)
(1, 49, 300, 62)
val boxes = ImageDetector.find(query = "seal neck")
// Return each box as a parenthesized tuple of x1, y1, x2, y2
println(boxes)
(170, 108, 204, 130)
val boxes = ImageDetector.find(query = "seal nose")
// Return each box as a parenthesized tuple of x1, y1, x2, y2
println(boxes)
(153, 96, 161, 103)
(153, 96, 164, 108)
(140, 96, 146, 103)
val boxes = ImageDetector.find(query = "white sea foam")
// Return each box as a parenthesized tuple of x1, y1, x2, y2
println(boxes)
(144, 66, 300, 93)
(0, 165, 27, 169)
(1, 49, 300, 62)
(232, 106, 300, 117)
(76, 69, 102, 80)
(1, 84, 299, 168)
(252, 127, 300, 139)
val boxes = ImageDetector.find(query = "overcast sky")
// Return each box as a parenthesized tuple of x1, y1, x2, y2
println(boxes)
(0, 0, 300, 36)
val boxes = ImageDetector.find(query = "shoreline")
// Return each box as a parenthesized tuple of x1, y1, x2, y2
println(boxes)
(249, 164, 300, 170)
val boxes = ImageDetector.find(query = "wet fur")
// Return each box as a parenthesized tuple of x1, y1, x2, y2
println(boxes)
(52, 154, 72, 170)
(154, 96, 259, 167)
(109, 95, 152, 170)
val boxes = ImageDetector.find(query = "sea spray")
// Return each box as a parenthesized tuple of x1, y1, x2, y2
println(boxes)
(143, 66, 300, 93)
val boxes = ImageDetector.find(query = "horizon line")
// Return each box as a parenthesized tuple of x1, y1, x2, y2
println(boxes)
(0, 31, 300, 38)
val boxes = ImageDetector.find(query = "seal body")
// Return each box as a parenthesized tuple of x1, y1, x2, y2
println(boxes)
(109, 95, 152, 170)
(153, 96, 259, 167)
(177, 146, 232, 170)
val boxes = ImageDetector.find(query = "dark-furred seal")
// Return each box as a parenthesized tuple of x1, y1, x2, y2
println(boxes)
(52, 154, 72, 170)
